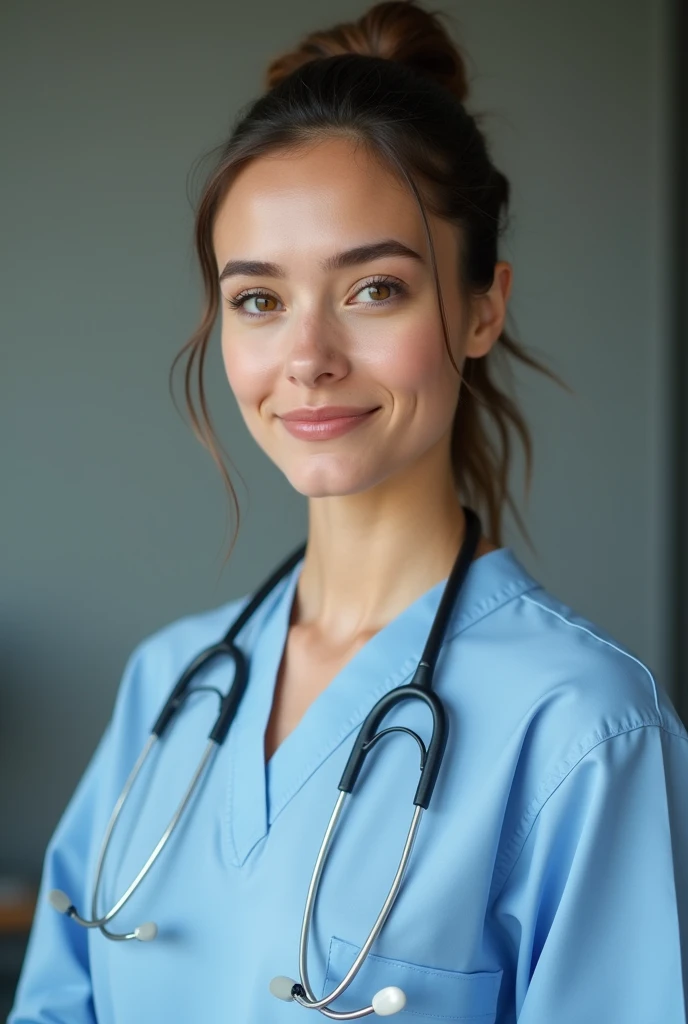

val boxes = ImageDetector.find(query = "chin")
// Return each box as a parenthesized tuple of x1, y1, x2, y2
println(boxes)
(282, 461, 382, 498)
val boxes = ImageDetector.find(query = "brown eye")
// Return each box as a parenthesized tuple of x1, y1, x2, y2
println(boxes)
(226, 289, 282, 317)
(251, 295, 277, 312)
(365, 283, 391, 301)
(353, 277, 405, 307)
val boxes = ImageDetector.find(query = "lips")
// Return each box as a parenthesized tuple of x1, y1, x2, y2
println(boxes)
(279, 406, 379, 422)
(278, 407, 380, 440)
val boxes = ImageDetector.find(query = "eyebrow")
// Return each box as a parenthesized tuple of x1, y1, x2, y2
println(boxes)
(218, 238, 425, 282)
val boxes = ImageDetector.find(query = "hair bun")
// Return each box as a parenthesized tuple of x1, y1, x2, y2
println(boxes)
(265, 0, 469, 104)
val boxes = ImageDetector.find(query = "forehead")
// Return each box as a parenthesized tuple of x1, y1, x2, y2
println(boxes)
(213, 137, 426, 256)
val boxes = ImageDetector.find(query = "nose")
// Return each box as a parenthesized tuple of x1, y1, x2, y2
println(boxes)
(283, 311, 350, 389)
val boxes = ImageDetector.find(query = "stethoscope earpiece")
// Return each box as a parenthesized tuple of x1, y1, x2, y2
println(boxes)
(372, 986, 407, 1016)
(268, 976, 298, 1001)
(48, 889, 73, 914)
(48, 888, 158, 942)
(133, 921, 158, 942)
(268, 976, 407, 1016)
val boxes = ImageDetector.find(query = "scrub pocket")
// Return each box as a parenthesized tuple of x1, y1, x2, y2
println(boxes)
(323, 936, 503, 1020)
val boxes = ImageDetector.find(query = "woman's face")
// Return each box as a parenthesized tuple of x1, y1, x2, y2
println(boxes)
(213, 136, 498, 499)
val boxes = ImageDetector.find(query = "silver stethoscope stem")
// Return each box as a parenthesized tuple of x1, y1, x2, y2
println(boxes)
(50, 509, 481, 1013)
(49, 735, 219, 941)
(290, 796, 424, 1018)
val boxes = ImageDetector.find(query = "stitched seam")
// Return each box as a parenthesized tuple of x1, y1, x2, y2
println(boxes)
(222, 581, 291, 866)
(521, 593, 663, 719)
(268, 582, 540, 826)
(268, 655, 419, 825)
(441, 578, 540, 646)
(225, 714, 239, 866)
(326, 938, 501, 1020)
(490, 722, 685, 902)
(324, 933, 336, 996)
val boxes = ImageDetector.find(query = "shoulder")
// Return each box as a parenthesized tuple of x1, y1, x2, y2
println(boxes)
(453, 573, 688, 895)
(110, 591, 255, 732)
(137, 592, 252, 668)
(507, 585, 683, 739)
(445, 565, 687, 777)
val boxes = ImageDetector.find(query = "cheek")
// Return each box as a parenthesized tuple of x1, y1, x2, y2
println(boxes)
(366, 321, 457, 400)
(221, 332, 273, 411)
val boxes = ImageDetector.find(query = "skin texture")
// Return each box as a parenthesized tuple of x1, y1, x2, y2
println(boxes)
(213, 136, 512, 649)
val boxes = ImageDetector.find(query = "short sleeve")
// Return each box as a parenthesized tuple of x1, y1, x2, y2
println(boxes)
(8, 641, 149, 1024)
(493, 723, 688, 1022)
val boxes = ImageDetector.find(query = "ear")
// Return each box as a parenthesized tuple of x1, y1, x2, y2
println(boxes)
(464, 262, 513, 359)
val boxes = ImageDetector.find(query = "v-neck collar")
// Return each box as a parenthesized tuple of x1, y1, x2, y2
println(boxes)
(222, 546, 539, 866)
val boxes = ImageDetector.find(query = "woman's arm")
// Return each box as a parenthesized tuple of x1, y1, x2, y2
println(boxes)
(493, 722, 688, 1022)
(8, 641, 149, 1024)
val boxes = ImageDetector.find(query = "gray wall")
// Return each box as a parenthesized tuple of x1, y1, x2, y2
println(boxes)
(1, 0, 675, 878)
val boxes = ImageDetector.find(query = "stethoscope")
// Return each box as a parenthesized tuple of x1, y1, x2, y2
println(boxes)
(49, 506, 482, 1018)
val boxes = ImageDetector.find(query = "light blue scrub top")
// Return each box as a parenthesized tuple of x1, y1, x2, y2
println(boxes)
(9, 547, 688, 1023)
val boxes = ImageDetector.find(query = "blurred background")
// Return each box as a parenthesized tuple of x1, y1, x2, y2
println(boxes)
(1, 0, 686, 1014)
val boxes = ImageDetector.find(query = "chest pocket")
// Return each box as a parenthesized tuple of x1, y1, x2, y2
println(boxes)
(323, 936, 503, 1020)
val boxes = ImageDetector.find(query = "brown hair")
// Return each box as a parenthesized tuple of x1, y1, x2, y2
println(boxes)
(171, 0, 570, 563)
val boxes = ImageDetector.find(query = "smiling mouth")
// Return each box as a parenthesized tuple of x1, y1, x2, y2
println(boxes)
(279, 406, 380, 422)
(278, 408, 380, 440)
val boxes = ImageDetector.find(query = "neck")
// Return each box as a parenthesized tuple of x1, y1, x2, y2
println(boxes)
(293, 450, 496, 646)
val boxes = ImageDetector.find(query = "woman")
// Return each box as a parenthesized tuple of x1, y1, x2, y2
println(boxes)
(10, 2, 687, 1022)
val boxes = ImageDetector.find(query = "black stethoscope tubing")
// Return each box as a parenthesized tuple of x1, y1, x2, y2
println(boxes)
(157, 503, 479, 790)
(49, 506, 482, 1016)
